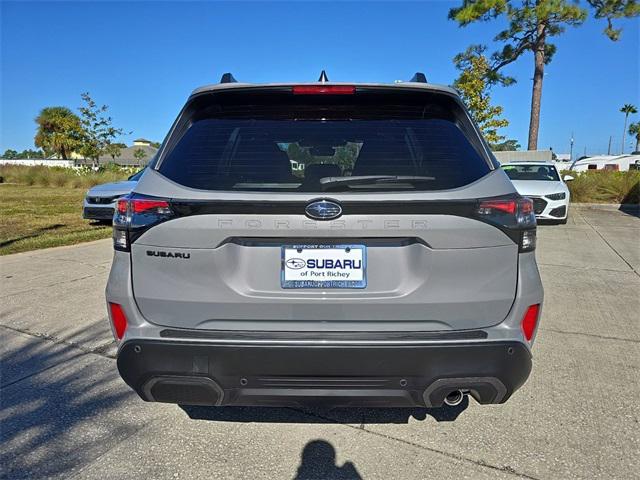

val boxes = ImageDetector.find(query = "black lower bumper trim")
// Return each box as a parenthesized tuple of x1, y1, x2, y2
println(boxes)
(117, 339, 532, 408)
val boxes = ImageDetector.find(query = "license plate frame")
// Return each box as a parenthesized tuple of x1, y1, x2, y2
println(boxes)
(281, 244, 367, 289)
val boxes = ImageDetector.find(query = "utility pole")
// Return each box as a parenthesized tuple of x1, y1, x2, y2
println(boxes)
(607, 136, 612, 155)
(570, 132, 574, 161)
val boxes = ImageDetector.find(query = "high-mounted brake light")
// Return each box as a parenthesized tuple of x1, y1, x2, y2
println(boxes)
(521, 304, 541, 341)
(108, 302, 128, 340)
(292, 85, 355, 95)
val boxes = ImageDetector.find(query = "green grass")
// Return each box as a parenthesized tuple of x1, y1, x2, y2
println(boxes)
(564, 170, 640, 204)
(0, 164, 132, 189)
(0, 185, 112, 255)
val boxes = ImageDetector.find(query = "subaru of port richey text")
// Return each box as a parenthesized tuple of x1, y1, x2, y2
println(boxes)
(106, 72, 543, 409)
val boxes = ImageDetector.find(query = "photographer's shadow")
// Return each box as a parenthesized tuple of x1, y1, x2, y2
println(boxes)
(180, 396, 469, 424)
(294, 440, 361, 480)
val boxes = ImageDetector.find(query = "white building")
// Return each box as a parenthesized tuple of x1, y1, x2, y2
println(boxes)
(571, 154, 640, 172)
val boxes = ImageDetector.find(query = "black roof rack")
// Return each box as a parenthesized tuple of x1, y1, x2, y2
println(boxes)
(220, 72, 237, 84)
(410, 72, 428, 83)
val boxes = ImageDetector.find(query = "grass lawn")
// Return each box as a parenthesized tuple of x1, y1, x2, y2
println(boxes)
(0, 185, 112, 255)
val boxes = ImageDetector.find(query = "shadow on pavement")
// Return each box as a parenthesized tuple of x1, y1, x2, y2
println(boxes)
(293, 440, 362, 480)
(0, 322, 129, 479)
(180, 395, 469, 424)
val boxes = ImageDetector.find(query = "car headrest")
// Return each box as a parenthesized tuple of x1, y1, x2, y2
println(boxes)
(304, 163, 341, 182)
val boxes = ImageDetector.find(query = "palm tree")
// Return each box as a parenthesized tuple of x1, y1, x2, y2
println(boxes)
(620, 104, 637, 154)
(629, 122, 640, 153)
(34, 107, 83, 159)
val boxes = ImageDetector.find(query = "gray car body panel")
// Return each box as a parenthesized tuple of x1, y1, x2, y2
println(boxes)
(106, 249, 542, 346)
(129, 167, 522, 331)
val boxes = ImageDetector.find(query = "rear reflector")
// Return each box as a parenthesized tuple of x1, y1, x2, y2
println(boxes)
(292, 85, 355, 95)
(108, 302, 128, 340)
(521, 304, 540, 341)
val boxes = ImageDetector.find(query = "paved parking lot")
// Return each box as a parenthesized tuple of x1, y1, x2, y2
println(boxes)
(1, 204, 638, 479)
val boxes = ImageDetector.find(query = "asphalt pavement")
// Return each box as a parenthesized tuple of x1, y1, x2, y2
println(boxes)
(1, 204, 638, 479)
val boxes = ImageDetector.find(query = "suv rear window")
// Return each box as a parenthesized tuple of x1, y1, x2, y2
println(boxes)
(158, 89, 492, 192)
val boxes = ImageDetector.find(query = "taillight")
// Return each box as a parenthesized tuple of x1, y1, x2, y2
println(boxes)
(476, 196, 537, 252)
(521, 304, 541, 341)
(292, 85, 355, 95)
(130, 199, 171, 214)
(117, 198, 128, 214)
(113, 194, 173, 251)
(108, 302, 128, 340)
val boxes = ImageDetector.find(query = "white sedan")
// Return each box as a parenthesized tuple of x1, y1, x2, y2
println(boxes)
(502, 162, 573, 224)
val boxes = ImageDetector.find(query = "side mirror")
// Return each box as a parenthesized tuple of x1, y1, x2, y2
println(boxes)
(563, 175, 574, 182)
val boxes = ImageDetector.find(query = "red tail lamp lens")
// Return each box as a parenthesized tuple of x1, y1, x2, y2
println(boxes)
(117, 198, 128, 214)
(521, 304, 540, 341)
(130, 199, 170, 214)
(478, 199, 517, 215)
(292, 85, 355, 95)
(108, 302, 128, 340)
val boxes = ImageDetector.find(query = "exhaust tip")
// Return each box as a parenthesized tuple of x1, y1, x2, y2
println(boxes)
(444, 390, 465, 407)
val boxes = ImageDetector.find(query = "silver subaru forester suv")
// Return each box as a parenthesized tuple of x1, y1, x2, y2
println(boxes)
(106, 73, 543, 409)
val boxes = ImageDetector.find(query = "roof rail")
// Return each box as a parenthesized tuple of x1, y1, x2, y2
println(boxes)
(410, 72, 427, 83)
(220, 72, 237, 84)
(318, 70, 329, 82)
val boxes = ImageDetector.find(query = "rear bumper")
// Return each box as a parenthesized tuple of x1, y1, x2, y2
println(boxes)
(117, 338, 532, 408)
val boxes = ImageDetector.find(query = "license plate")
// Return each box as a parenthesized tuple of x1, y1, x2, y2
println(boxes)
(281, 244, 367, 289)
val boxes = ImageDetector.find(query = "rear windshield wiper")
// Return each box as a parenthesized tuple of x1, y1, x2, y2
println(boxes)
(319, 175, 435, 189)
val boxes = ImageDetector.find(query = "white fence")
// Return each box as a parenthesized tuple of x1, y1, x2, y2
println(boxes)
(0, 158, 75, 168)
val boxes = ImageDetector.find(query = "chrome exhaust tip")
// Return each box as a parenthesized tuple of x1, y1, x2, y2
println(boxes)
(444, 390, 465, 406)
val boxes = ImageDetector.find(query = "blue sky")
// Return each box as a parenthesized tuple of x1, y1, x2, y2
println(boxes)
(1, 1, 638, 155)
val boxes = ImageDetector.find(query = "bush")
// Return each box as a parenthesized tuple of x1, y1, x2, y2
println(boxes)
(0, 164, 132, 189)
(563, 170, 640, 204)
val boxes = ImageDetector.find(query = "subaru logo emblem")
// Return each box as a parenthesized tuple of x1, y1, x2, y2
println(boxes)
(285, 258, 306, 269)
(305, 199, 342, 220)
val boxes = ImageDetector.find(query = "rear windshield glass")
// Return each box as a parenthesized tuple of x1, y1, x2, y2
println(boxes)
(503, 164, 559, 182)
(158, 91, 491, 192)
